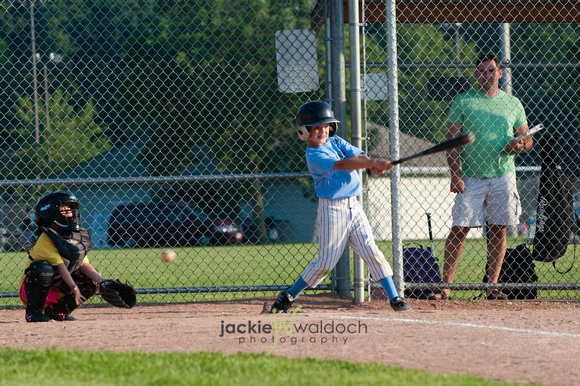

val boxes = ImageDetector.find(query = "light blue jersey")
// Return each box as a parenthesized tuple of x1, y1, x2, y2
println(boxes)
(306, 136, 364, 199)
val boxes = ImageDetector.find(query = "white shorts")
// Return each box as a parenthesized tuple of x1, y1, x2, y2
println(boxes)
(452, 171, 521, 227)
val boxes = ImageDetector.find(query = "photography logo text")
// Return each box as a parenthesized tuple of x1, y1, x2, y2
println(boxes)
(219, 306, 368, 354)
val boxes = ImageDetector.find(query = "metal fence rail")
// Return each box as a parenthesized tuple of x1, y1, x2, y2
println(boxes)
(0, 173, 313, 188)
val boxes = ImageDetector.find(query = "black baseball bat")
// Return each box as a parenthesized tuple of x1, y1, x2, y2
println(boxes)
(366, 133, 475, 175)
(426, 212, 435, 259)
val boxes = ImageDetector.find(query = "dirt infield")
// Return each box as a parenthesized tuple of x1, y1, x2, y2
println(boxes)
(1, 294, 579, 385)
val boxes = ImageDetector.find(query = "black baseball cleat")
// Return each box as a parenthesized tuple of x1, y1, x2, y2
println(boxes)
(25, 313, 50, 323)
(390, 296, 412, 312)
(271, 290, 294, 313)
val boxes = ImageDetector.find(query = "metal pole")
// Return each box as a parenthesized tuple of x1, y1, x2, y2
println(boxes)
(30, 3, 40, 144)
(455, 23, 462, 77)
(348, 0, 364, 304)
(385, 0, 404, 295)
(44, 61, 49, 130)
(325, 12, 332, 100)
(500, 23, 517, 237)
(329, 0, 350, 296)
(500, 23, 512, 94)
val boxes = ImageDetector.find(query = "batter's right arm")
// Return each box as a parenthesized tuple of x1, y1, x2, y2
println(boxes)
(57, 263, 86, 306)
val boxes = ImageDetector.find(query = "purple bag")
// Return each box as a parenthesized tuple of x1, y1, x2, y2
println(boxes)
(403, 246, 442, 299)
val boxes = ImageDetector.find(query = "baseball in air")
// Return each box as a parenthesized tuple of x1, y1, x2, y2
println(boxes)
(160, 249, 177, 263)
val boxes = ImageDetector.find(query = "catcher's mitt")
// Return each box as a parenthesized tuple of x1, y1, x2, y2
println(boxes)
(98, 279, 137, 309)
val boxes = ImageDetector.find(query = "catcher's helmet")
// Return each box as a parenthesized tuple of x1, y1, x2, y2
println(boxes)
(35, 191, 81, 232)
(296, 101, 339, 141)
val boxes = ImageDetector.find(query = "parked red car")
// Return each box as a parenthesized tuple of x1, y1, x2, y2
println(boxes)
(107, 202, 243, 247)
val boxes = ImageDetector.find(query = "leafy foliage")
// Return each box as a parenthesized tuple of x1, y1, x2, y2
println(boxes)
(4, 89, 110, 180)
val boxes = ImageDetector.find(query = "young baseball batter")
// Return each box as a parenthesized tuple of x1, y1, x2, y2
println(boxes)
(270, 101, 412, 313)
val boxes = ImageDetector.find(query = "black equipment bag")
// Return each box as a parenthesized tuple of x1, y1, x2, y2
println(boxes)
(403, 246, 442, 299)
(484, 244, 538, 299)
(532, 133, 574, 263)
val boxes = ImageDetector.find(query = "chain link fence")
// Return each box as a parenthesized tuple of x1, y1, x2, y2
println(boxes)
(361, 1, 579, 299)
(0, 1, 578, 308)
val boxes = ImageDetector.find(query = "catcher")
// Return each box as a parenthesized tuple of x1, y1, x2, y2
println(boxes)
(19, 191, 136, 322)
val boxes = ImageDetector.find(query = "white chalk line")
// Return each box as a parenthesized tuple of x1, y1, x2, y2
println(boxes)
(318, 314, 580, 338)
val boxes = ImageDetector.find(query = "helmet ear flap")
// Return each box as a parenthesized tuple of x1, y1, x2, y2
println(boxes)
(296, 101, 339, 140)
(328, 122, 337, 137)
(296, 126, 310, 141)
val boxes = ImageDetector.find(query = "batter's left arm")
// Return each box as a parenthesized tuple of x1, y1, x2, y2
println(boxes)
(80, 262, 106, 283)
(334, 154, 393, 174)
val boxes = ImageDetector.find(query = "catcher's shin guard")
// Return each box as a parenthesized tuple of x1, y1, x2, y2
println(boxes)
(44, 294, 78, 321)
(24, 261, 55, 322)
(46, 272, 97, 321)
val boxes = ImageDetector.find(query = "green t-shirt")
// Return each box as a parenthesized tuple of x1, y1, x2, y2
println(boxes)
(447, 89, 528, 178)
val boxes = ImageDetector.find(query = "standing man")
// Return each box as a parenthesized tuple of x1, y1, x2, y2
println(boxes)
(434, 54, 533, 300)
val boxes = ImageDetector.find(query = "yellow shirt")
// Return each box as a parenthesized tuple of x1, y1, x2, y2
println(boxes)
(19, 232, 90, 287)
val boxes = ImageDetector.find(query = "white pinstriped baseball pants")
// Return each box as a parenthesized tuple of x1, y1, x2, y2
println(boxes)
(302, 196, 394, 288)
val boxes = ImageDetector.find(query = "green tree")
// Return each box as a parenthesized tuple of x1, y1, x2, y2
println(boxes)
(4, 89, 111, 180)
(117, 0, 314, 242)
(0, 37, 21, 150)
(363, 23, 477, 145)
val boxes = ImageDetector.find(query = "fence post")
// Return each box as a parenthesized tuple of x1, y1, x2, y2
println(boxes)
(349, 0, 365, 304)
(329, 0, 350, 296)
(385, 0, 404, 295)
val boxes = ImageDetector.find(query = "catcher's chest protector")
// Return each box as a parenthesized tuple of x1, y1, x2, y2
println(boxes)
(40, 226, 93, 273)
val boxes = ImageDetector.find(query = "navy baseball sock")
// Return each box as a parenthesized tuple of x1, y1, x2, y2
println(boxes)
(379, 276, 399, 301)
(287, 276, 308, 299)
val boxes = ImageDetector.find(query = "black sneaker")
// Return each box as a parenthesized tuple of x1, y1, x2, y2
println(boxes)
(44, 306, 77, 321)
(271, 290, 294, 313)
(26, 313, 50, 323)
(390, 296, 412, 312)
(486, 290, 508, 300)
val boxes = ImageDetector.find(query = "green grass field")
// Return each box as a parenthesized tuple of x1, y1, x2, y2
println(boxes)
(1, 236, 578, 307)
(0, 348, 516, 385)
(1, 239, 562, 385)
